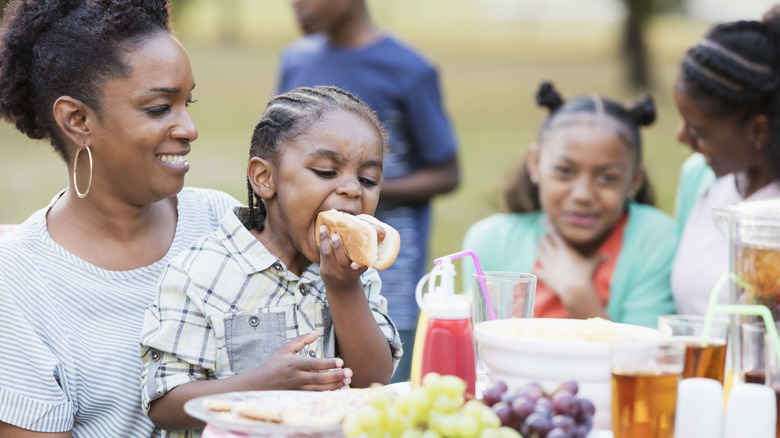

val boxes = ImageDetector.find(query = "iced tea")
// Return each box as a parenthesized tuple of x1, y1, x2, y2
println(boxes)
(678, 337, 728, 382)
(611, 370, 679, 438)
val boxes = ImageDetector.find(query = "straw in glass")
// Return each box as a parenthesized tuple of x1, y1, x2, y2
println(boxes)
(701, 272, 780, 367)
(434, 249, 496, 320)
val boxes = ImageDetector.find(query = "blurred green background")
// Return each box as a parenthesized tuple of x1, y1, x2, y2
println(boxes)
(0, 0, 748, 266)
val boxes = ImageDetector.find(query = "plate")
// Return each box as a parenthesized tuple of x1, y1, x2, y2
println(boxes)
(184, 390, 360, 437)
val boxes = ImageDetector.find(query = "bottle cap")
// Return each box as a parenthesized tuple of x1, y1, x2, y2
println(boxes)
(416, 257, 471, 320)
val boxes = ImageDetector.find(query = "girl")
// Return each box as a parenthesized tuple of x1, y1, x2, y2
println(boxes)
(462, 82, 676, 328)
(139, 86, 402, 437)
(672, 7, 780, 315)
(0, 1, 239, 436)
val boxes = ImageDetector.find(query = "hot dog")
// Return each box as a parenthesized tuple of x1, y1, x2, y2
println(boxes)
(315, 209, 400, 270)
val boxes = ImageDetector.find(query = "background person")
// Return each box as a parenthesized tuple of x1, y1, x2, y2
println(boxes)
(463, 82, 676, 328)
(671, 6, 780, 315)
(0, 0, 239, 436)
(277, 0, 460, 383)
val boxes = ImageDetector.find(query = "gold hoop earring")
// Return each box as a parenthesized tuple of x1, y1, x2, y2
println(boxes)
(73, 145, 93, 199)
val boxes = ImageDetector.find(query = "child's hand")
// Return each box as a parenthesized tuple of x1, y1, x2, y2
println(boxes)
(317, 225, 367, 290)
(257, 331, 352, 391)
(535, 228, 606, 305)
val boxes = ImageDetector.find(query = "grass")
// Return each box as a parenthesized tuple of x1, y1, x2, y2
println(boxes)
(0, 0, 713, 268)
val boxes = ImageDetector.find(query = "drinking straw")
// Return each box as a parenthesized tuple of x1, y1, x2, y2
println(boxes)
(434, 250, 496, 320)
(700, 272, 780, 366)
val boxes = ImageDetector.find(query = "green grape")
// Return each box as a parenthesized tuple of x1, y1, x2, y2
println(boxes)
(401, 428, 425, 438)
(440, 375, 467, 398)
(343, 413, 363, 437)
(370, 387, 394, 411)
(358, 406, 382, 430)
(432, 392, 464, 414)
(477, 427, 501, 438)
(478, 407, 501, 429)
(495, 426, 522, 438)
(454, 413, 481, 438)
(421, 429, 442, 438)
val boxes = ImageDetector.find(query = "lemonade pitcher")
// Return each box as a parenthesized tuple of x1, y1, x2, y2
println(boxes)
(713, 198, 780, 380)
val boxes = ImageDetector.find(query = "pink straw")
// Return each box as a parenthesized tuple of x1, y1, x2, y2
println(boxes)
(434, 249, 497, 320)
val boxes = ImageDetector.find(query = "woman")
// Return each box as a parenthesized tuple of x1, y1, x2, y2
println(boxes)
(671, 6, 780, 315)
(0, 1, 238, 436)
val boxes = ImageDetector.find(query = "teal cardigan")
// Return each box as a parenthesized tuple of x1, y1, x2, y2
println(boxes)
(461, 202, 678, 328)
(673, 153, 716, 234)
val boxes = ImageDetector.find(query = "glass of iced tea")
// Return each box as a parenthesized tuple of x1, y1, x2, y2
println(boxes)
(611, 340, 685, 438)
(658, 314, 729, 383)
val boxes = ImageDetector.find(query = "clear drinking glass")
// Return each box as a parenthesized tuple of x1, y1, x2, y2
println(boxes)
(611, 340, 685, 438)
(471, 271, 536, 395)
(658, 314, 729, 383)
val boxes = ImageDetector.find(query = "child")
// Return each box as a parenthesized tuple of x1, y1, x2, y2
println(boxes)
(462, 82, 676, 328)
(278, 0, 460, 383)
(672, 6, 780, 315)
(139, 86, 402, 436)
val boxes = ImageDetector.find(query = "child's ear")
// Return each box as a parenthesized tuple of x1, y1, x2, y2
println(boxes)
(248, 157, 275, 198)
(526, 142, 541, 184)
(629, 163, 646, 201)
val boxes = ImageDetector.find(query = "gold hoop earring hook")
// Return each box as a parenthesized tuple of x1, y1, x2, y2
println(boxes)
(73, 144, 93, 198)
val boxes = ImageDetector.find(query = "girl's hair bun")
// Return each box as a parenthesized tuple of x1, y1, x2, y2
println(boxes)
(535, 81, 563, 113)
(627, 95, 656, 127)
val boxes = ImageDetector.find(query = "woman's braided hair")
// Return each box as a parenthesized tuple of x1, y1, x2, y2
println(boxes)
(246, 85, 388, 231)
(678, 6, 780, 173)
(505, 81, 656, 213)
(0, 0, 171, 161)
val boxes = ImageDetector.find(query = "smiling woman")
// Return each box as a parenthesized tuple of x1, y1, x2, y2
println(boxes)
(0, 1, 238, 437)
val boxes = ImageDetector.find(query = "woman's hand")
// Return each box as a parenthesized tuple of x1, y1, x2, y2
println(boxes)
(535, 228, 609, 319)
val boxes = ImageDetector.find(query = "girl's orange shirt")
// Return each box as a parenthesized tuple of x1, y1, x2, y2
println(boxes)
(532, 214, 628, 318)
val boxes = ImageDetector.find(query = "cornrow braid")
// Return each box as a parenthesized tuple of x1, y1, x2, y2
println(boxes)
(679, 12, 780, 175)
(245, 85, 388, 231)
(0, 0, 171, 161)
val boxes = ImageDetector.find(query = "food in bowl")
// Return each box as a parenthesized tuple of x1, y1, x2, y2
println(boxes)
(474, 318, 660, 431)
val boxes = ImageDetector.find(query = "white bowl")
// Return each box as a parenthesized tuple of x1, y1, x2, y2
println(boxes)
(474, 318, 660, 430)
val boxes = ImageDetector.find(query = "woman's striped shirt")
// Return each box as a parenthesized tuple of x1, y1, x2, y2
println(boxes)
(0, 187, 239, 437)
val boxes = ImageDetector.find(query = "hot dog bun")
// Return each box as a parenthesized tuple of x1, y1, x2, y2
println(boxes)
(315, 209, 400, 270)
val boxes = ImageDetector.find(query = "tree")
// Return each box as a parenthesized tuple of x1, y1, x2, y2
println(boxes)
(619, 0, 682, 91)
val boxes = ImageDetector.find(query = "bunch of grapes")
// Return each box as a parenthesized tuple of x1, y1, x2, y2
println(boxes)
(343, 373, 521, 438)
(480, 380, 595, 438)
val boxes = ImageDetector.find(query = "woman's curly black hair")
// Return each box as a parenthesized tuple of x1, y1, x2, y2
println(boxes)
(0, 0, 171, 161)
(506, 81, 656, 213)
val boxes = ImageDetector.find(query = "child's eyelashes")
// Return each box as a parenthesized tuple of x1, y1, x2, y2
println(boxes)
(312, 169, 337, 179)
(359, 177, 379, 187)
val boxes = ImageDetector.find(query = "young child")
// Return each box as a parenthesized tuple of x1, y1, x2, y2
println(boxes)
(462, 82, 677, 328)
(139, 86, 402, 436)
(278, 0, 460, 383)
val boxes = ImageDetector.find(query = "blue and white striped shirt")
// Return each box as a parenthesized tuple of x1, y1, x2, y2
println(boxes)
(0, 187, 239, 437)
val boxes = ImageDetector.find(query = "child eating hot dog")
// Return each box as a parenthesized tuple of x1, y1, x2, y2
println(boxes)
(139, 86, 402, 437)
